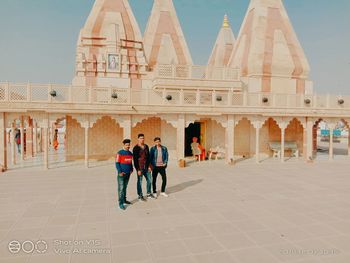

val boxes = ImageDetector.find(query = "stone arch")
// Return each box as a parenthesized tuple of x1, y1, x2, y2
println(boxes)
(183, 116, 227, 158)
(311, 118, 349, 159)
(285, 118, 304, 156)
(65, 115, 85, 161)
(131, 116, 177, 157)
(260, 117, 282, 157)
(234, 117, 255, 158)
(89, 116, 123, 160)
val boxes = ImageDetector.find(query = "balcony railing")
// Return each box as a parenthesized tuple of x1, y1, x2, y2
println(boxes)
(153, 64, 241, 81)
(0, 82, 349, 110)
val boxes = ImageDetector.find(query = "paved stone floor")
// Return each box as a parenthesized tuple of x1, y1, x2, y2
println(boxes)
(0, 157, 350, 263)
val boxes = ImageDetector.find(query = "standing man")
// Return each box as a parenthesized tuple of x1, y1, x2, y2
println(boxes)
(133, 134, 154, 201)
(116, 139, 133, 210)
(150, 137, 169, 197)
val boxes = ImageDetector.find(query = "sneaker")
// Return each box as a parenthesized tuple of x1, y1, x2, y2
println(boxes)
(147, 193, 155, 199)
(160, 192, 168, 197)
(119, 204, 126, 210)
(138, 196, 147, 202)
(124, 200, 132, 205)
(153, 192, 158, 198)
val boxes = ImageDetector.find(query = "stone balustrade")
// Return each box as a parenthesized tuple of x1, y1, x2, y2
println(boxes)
(0, 82, 349, 110)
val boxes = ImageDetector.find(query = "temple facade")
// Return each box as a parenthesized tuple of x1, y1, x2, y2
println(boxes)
(0, 0, 349, 171)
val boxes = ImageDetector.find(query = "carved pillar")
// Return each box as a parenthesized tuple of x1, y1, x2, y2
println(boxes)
(81, 119, 90, 168)
(20, 116, 24, 160)
(281, 127, 285, 162)
(33, 121, 37, 156)
(121, 115, 132, 140)
(328, 124, 335, 161)
(348, 128, 350, 157)
(177, 114, 185, 160)
(226, 115, 235, 163)
(42, 116, 49, 169)
(26, 117, 33, 158)
(0, 113, 7, 171)
(306, 118, 314, 161)
(11, 122, 16, 165)
(252, 120, 263, 164)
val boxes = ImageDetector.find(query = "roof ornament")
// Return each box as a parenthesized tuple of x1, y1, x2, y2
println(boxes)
(223, 14, 230, 28)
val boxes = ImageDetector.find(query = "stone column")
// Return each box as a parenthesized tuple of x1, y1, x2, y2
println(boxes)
(122, 115, 131, 140)
(255, 127, 260, 163)
(253, 121, 262, 164)
(11, 122, 16, 165)
(281, 128, 285, 162)
(83, 121, 90, 168)
(226, 115, 235, 163)
(39, 128, 43, 153)
(177, 114, 185, 160)
(329, 126, 334, 161)
(348, 128, 350, 157)
(42, 117, 49, 169)
(33, 121, 37, 156)
(306, 118, 314, 162)
(20, 116, 24, 160)
(0, 113, 7, 171)
(26, 117, 33, 158)
(302, 118, 307, 161)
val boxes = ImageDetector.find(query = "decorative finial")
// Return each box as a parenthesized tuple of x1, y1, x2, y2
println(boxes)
(223, 14, 230, 28)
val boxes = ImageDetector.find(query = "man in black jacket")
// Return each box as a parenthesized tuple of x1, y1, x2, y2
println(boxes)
(133, 134, 155, 200)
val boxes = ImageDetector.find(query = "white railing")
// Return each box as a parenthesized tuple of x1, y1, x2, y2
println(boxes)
(0, 82, 350, 110)
(154, 64, 241, 81)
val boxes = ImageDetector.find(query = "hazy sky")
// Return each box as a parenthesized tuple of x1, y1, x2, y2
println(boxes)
(0, 0, 349, 94)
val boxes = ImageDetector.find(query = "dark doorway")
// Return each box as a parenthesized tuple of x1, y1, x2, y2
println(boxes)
(185, 122, 201, 156)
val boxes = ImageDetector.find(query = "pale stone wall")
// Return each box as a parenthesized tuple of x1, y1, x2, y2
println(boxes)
(89, 116, 123, 160)
(161, 120, 176, 160)
(285, 119, 304, 155)
(262, 118, 281, 156)
(66, 116, 84, 160)
(131, 117, 177, 160)
(235, 118, 254, 157)
(131, 117, 161, 147)
(208, 120, 225, 150)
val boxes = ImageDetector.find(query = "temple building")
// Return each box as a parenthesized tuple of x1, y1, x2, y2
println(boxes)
(0, 0, 349, 171)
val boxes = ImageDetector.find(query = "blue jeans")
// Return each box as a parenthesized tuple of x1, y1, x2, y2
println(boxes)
(117, 173, 130, 205)
(137, 169, 152, 197)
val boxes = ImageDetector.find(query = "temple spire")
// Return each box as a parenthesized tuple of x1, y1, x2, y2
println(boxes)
(228, 0, 311, 94)
(208, 14, 236, 68)
(143, 0, 193, 67)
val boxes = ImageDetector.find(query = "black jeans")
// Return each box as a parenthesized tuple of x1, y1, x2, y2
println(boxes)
(152, 166, 167, 193)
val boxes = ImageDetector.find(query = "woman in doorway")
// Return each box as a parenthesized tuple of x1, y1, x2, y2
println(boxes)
(53, 129, 59, 150)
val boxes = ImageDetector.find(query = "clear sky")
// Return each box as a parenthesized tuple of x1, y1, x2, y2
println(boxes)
(0, 0, 349, 94)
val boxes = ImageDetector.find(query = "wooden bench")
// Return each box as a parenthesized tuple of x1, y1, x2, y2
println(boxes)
(268, 141, 299, 158)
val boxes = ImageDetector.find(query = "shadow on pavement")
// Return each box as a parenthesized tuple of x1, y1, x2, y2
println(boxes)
(167, 179, 203, 194)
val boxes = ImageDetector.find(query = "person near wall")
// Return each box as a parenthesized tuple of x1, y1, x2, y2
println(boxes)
(150, 137, 169, 197)
(191, 137, 205, 161)
(53, 129, 59, 150)
(14, 129, 21, 154)
(133, 134, 155, 201)
(115, 139, 133, 210)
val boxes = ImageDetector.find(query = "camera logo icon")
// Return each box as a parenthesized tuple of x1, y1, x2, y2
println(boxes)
(8, 240, 48, 254)
(8, 241, 21, 254)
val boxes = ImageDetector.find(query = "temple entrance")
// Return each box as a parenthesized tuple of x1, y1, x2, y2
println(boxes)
(185, 122, 205, 157)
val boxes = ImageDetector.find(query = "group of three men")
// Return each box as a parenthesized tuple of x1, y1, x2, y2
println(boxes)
(115, 134, 169, 210)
